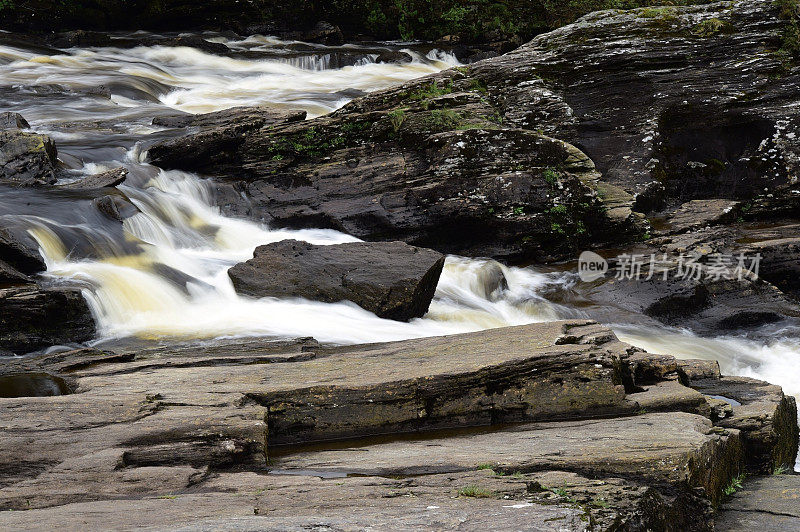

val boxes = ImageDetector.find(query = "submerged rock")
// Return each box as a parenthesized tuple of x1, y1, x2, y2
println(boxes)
(0, 285, 95, 354)
(228, 240, 445, 321)
(0, 129, 58, 186)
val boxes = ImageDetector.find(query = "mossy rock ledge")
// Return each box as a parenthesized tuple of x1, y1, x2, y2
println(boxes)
(149, 0, 799, 262)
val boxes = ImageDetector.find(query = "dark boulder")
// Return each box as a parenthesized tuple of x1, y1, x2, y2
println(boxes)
(0, 129, 58, 186)
(228, 240, 445, 321)
(0, 285, 95, 354)
(148, 106, 306, 171)
(0, 261, 30, 285)
(162, 35, 230, 55)
(48, 30, 112, 48)
(0, 227, 47, 275)
(151, 89, 641, 261)
(284, 22, 344, 46)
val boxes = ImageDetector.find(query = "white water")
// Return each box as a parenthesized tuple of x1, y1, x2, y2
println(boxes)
(1, 32, 798, 468)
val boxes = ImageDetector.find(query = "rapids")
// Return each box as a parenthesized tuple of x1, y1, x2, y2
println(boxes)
(0, 31, 797, 468)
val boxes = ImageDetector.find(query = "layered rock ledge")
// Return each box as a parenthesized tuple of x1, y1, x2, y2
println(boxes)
(0, 321, 795, 530)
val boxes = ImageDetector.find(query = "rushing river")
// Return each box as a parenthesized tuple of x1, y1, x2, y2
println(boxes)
(0, 31, 797, 468)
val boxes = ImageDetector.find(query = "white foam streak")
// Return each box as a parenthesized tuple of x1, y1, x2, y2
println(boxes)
(0, 42, 460, 118)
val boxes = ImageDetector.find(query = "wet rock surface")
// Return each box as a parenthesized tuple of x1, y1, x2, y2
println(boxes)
(0, 285, 95, 354)
(0, 129, 58, 186)
(0, 321, 794, 530)
(228, 240, 445, 321)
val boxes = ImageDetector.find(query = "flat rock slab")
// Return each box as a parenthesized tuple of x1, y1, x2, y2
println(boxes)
(0, 321, 634, 510)
(273, 412, 742, 505)
(59, 167, 127, 189)
(717, 475, 800, 531)
(228, 239, 446, 321)
(655, 199, 740, 235)
(152, 106, 306, 129)
(0, 471, 589, 531)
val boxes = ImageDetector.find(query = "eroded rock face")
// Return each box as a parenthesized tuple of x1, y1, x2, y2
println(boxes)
(474, 1, 796, 213)
(0, 129, 58, 187)
(228, 240, 445, 321)
(683, 369, 800, 474)
(0, 112, 30, 130)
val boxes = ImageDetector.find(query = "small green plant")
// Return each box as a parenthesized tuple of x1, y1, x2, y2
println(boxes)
(156, 495, 178, 500)
(777, 0, 800, 18)
(468, 78, 488, 94)
(476, 463, 494, 470)
(458, 485, 495, 498)
(550, 204, 568, 215)
(409, 80, 454, 101)
(692, 18, 732, 37)
(427, 108, 462, 130)
(543, 168, 561, 186)
(723, 473, 746, 496)
(591, 497, 610, 508)
(640, 7, 675, 18)
(776, 0, 800, 64)
(772, 464, 790, 475)
(513, 206, 525, 216)
(0, 0, 14, 11)
(550, 485, 577, 503)
(388, 109, 406, 132)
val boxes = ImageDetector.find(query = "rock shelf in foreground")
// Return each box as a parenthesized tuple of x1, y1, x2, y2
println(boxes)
(0, 321, 796, 530)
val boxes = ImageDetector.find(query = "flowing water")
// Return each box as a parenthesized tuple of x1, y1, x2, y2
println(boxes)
(1, 31, 798, 468)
